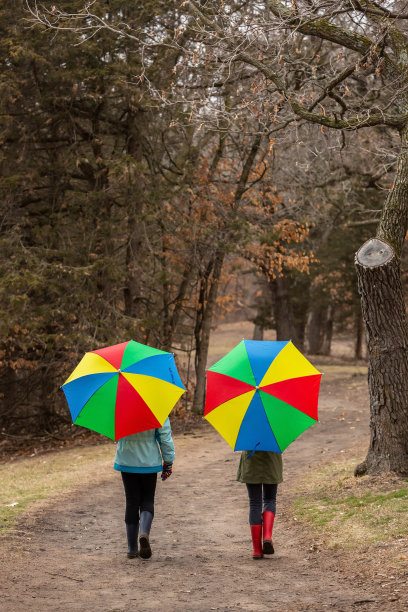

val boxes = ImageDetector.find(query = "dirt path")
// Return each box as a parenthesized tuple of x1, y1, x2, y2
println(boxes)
(0, 370, 403, 611)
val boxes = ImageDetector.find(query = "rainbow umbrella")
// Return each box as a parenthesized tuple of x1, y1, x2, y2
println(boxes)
(204, 340, 321, 452)
(62, 340, 185, 441)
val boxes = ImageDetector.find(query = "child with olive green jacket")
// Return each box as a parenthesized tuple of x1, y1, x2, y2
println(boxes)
(237, 450, 283, 559)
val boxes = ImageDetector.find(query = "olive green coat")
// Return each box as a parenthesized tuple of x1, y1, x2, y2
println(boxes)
(236, 451, 283, 484)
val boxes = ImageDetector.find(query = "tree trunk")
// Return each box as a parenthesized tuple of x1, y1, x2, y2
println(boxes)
(163, 263, 194, 349)
(252, 323, 264, 340)
(123, 111, 145, 321)
(269, 275, 301, 346)
(191, 133, 262, 414)
(305, 304, 333, 355)
(305, 305, 325, 354)
(192, 253, 224, 414)
(355, 238, 408, 475)
(321, 305, 334, 356)
(354, 124, 408, 476)
(124, 206, 144, 319)
(354, 310, 366, 360)
(251, 277, 272, 341)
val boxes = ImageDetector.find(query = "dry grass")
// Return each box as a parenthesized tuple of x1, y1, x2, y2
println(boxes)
(293, 452, 408, 568)
(0, 443, 114, 533)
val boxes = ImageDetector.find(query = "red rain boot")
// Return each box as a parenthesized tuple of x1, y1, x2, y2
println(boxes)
(250, 524, 263, 560)
(262, 511, 275, 554)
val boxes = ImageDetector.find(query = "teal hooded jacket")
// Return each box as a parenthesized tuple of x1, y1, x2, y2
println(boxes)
(114, 418, 175, 473)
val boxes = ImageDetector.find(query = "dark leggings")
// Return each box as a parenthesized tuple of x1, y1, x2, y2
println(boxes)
(246, 483, 278, 525)
(121, 472, 157, 524)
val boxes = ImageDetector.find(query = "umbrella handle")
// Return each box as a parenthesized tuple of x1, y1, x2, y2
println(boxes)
(247, 442, 260, 458)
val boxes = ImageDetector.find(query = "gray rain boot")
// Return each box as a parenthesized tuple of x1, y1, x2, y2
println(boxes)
(125, 523, 139, 558)
(139, 511, 153, 559)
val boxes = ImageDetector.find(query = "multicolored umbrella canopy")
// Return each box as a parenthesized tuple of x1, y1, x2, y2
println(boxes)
(62, 340, 185, 441)
(204, 340, 321, 453)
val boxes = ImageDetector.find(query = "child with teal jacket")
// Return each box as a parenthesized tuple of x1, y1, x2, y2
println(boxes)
(114, 417, 175, 559)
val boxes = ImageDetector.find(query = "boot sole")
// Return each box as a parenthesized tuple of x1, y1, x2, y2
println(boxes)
(262, 540, 274, 555)
(126, 552, 139, 559)
(139, 535, 152, 559)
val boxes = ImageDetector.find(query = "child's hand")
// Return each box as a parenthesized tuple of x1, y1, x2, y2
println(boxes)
(161, 462, 173, 481)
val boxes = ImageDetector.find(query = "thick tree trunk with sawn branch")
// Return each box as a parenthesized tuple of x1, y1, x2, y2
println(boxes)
(354, 125, 408, 476)
(355, 239, 408, 475)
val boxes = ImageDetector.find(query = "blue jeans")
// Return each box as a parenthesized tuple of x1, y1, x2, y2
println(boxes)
(246, 483, 278, 525)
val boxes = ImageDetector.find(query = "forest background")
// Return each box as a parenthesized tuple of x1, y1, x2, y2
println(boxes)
(1, 1, 407, 468)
